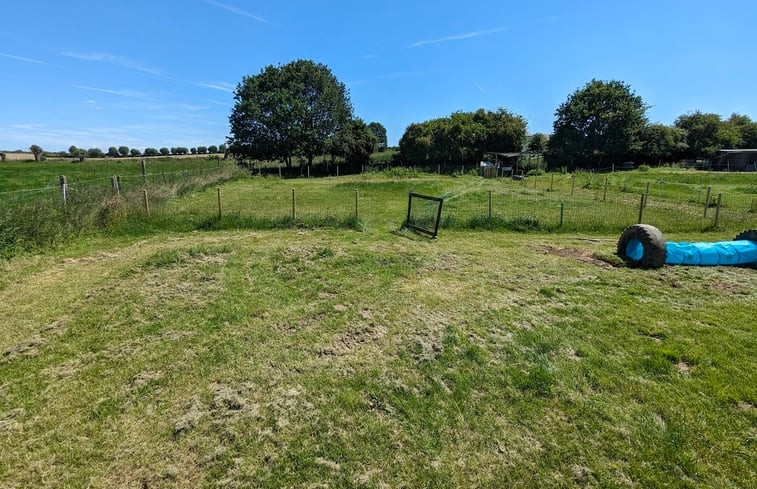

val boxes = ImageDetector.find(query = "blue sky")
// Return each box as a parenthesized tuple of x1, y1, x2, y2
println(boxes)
(2, 0, 756, 152)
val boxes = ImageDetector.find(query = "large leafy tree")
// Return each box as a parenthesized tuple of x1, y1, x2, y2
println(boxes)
(527, 133, 547, 153)
(29, 145, 43, 162)
(637, 124, 688, 163)
(674, 112, 739, 158)
(398, 108, 526, 166)
(229, 59, 353, 167)
(367, 122, 388, 152)
(548, 79, 648, 167)
(329, 118, 377, 165)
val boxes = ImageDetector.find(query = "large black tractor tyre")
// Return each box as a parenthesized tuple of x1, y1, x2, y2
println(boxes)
(735, 229, 757, 268)
(734, 229, 757, 242)
(617, 224, 667, 269)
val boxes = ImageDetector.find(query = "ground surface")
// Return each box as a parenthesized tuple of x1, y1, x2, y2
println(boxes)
(0, 226, 755, 488)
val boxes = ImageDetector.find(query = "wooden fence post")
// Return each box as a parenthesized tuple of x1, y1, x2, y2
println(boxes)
(141, 159, 146, 184)
(291, 188, 296, 220)
(143, 189, 150, 215)
(703, 186, 712, 217)
(638, 194, 645, 223)
(714, 193, 722, 228)
(488, 190, 492, 219)
(603, 178, 608, 201)
(60, 175, 67, 206)
(355, 189, 359, 219)
(571, 174, 576, 196)
(550, 174, 554, 192)
(217, 187, 222, 219)
(559, 202, 564, 227)
(337, 165, 339, 177)
(111, 175, 119, 194)
(644, 182, 650, 208)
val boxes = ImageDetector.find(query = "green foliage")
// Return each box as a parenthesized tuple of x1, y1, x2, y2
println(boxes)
(208, 145, 218, 154)
(229, 59, 353, 167)
(548, 79, 648, 167)
(129, 148, 141, 157)
(159, 147, 170, 156)
(527, 133, 546, 153)
(190, 147, 197, 155)
(106, 146, 119, 157)
(329, 118, 377, 165)
(118, 146, 129, 157)
(637, 124, 688, 164)
(367, 121, 388, 151)
(197, 146, 207, 154)
(674, 112, 737, 158)
(144, 148, 159, 156)
(29, 144, 43, 162)
(399, 108, 526, 166)
(87, 148, 104, 158)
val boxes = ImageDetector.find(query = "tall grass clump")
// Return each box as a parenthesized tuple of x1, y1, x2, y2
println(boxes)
(0, 166, 243, 258)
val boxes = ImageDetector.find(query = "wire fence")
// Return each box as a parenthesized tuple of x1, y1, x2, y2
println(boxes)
(2, 166, 756, 241)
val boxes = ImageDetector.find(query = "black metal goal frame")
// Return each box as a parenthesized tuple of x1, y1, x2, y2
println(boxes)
(405, 192, 444, 238)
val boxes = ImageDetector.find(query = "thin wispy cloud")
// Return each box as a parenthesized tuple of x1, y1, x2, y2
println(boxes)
(0, 52, 50, 65)
(194, 81, 236, 93)
(62, 51, 168, 78)
(475, 83, 485, 94)
(72, 85, 148, 99)
(381, 71, 425, 79)
(202, 0, 269, 24)
(408, 26, 509, 48)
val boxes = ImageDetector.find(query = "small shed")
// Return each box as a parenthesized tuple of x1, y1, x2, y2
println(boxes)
(712, 149, 757, 171)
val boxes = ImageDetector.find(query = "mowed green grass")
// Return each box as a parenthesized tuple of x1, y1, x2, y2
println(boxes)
(0, 223, 755, 487)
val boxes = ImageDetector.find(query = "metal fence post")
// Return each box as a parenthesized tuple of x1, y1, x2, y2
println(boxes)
(559, 202, 564, 227)
(638, 194, 645, 223)
(60, 175, 67, 206)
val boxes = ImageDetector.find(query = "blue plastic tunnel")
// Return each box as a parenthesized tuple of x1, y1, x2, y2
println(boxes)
(664, 240, 757, 266)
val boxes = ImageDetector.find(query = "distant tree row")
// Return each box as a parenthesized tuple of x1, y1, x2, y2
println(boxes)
(63, 144, 227, 161)
(546, 79, 757, 167)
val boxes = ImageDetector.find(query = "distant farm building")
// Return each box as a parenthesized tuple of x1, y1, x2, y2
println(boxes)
(711, 149, 757, 171)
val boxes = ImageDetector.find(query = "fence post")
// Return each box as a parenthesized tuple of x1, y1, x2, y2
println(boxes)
(141, 159, 146, 184)
(111, 175, 119, 194)
(437, 164, 441, 175)
(612, 163, 615, 173)
(217, 187, 222, 219)
(488, 190, 492, 219)
(550, 174, 554, 192)
(216, 156, 220, 168)
(337, 165, 340, 177)
(644, 182, 650, 208)
(638, 194, 645, 223)
(703, 186, 712, 217)
(291, 188, 296, 220)
(571, 174, 576, 196)
(559, 202, 564, 227)
(355, 189, 359, 219)
(279, 165, 282, 179)
(307, 165, 310, 179)
(60, 175, 67, 206)
(714, 193, 722, 228)
(143, 189, 150, 215)
(603, 178, 608, 201)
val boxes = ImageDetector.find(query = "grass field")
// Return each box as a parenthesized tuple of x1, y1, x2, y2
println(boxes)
(0, 165, 755, 487)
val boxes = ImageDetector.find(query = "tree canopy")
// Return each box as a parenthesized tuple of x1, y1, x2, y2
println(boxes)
(367, 122, 388, 152)
(399, 108, 526, 166)
(228, 59, 353, 167)
(548, 79, 648, 167)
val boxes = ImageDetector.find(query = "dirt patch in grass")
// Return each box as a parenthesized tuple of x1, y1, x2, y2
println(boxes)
(0, 408, 25, 432)
(1, 335, 45, 363)
(318, 324, 388, 356)
(131, 370, 164, 387)
(540, 246, 617, 269)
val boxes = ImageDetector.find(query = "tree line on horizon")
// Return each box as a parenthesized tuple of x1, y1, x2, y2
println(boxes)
(9, 60, 755, 169)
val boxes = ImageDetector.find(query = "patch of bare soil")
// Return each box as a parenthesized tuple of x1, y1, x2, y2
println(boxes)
(1, 335, 44, 363)
(173, 384, 260, 439)
(0, 408, 25, 432)
(675, 360, 692, 375)
(318, 324, 387, 356)
(540, 246, 616, 269)
(131, 370, 164, 387)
